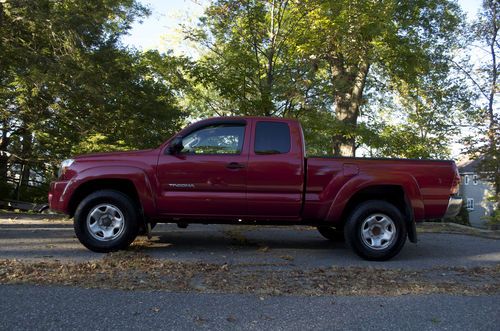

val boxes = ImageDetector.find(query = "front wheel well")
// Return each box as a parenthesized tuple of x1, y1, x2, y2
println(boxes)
(340, 185, 409, 226)
(68, 179, 141, 217)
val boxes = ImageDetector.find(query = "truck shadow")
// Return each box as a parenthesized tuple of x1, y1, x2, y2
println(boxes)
(1, 221, 499, 267)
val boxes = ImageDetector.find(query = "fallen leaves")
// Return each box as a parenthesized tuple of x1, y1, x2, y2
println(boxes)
(0, 251, 498, 296)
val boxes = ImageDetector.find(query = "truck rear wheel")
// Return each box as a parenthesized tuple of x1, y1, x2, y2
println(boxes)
(344, 200, 407, 261)
(74, 190, 139, 253)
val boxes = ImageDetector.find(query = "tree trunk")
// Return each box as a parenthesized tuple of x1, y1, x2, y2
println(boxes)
(486, 0, 499, 200)
(331, 60, 370, 156)
(0, 128, 9, 181)
(19, 129, 33, 198)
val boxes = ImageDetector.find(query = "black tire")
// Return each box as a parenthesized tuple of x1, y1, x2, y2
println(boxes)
(74, 190, 139, 253)
(317, 226, 345, 242)
(344, 200, 407, 261)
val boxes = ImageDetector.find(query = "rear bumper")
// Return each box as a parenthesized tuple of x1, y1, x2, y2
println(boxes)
(444, 196, 462, 218)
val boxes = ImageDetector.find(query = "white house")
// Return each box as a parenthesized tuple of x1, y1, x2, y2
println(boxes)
(458, 158, 496, 228)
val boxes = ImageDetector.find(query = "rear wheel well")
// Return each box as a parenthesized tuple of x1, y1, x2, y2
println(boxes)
(68, 179, 141, 217)
(340, 185, 409, 227)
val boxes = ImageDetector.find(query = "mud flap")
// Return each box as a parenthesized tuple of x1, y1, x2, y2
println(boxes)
(404, 196, 417, 243)
(408, 219, 417, 243)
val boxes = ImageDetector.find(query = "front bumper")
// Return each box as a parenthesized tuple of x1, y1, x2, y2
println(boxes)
(48, 180, 69, 213)
(444, 196, 462, 218)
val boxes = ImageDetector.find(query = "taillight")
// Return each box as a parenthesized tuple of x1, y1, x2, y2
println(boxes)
(450, 165, 460, 195)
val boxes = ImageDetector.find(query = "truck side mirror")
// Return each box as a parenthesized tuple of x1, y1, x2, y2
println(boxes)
(167, 137, 183, 155)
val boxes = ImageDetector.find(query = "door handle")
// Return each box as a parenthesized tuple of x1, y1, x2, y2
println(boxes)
(226, 162, 246, 169)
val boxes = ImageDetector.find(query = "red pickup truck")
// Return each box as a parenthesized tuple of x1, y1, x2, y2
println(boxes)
(49, 117, 462, 260)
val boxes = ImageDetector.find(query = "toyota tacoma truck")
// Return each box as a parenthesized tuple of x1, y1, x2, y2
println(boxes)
(49, 117, 462, 260)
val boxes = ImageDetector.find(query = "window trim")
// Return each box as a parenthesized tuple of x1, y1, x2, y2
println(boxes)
(164, 119, 247, 155)
(253, 121, 291, 155)
(179, 122, 247, 156)
(463, 175, 469, 185)
(472, 174, 478, 185)
(466, 198, 474, 211)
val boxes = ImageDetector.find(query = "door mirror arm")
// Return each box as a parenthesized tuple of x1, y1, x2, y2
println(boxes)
(166, 137, 183, 155)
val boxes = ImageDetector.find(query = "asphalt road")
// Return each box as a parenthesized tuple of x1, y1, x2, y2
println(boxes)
(1, 216, 499, 330)
(0, 219, 499, 269)
(1, 285, 499, 331)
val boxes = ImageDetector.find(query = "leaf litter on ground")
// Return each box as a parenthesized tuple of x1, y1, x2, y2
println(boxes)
(0, 250, 498, 296)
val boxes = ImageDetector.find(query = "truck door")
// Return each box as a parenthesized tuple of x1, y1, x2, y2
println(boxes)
(156, 120, 249, 217)
(246, 120, 304, 220)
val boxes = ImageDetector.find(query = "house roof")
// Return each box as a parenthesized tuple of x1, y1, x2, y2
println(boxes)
(457, 157, 482, 173)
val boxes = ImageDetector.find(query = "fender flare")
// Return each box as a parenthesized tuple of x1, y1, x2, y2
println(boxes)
(62, 165, 157, 217)
(325, 172, 425, 225)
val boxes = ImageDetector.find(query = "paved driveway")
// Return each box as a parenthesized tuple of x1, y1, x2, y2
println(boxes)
(0, 218, 498, 269)
(1, 216, 499, 330)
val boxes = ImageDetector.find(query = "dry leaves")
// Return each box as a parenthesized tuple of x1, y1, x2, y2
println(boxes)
(0, 251, 499, 296)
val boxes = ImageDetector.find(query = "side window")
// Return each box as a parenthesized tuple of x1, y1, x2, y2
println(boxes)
(466, 198, 474, 211)
(254, 122, 291, 154)
(464, 175, 469, 185)
(181, 124, 245, 155)
(472, 174, 478, 185)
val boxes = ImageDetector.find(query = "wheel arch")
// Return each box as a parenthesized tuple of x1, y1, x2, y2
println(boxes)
(68, 179, 140, 217)
(326, 173, 424, 223)
(64, 166, 156, 218)
(326, 178, 422, 243)
(338, 185, 409, 225)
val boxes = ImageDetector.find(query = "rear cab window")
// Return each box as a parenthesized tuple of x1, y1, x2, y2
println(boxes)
(254, 121, 291, 154)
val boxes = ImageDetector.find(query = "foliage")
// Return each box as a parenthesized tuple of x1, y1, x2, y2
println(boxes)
(0, 0, 184, 201)
(460, 0, 499, 201)
(0, 0, 493, 206)
(182, 0, 464, 156)
(449, 201, 471, 226)
(485, 208, 500, 228)
(360, 67, 471, 158)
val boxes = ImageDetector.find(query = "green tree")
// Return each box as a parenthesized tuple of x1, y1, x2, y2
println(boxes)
(460, 0, 499, 201)
(185, 0, 318, 116)
(183, 0, 463, 156)
(297, 0, 463, 156)
(360, 67, 471, 158)
(0, 0, 184, 201)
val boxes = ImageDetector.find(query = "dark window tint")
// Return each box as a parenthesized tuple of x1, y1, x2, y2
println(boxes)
(254, 122, 290, 154)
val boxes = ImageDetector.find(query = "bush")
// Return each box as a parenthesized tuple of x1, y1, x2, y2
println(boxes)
(0, 181, 15, 200)
(485, 209, 500, 230)
(446, 201, 470, 226)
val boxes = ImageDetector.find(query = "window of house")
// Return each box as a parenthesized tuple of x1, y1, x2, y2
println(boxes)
(466, 198, 474, 211)
(472, 174, 478, 185)
(181, 124, 245, 155)
(464, 175, 469, 185)
(254, 122, 291, 154)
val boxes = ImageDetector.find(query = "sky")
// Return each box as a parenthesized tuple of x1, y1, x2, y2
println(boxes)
(121, 0, 483, 51)
(121, 0, 208, 54)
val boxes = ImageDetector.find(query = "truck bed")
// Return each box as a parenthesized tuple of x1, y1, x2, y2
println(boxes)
(303, 157, 457, 222)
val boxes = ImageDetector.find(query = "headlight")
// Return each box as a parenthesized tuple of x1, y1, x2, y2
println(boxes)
(58, 159, 75, 177)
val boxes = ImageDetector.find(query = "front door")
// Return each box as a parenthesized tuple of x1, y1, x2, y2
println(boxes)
(156, 121, 249, 217)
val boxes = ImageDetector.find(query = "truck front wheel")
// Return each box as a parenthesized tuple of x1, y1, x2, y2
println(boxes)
(344, 200, 407, 261)
(74, 190, 139, 253)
